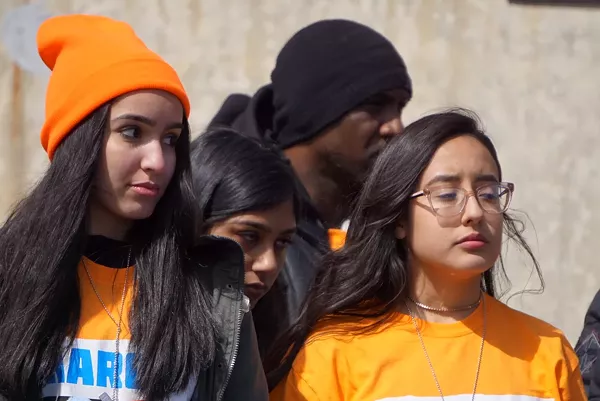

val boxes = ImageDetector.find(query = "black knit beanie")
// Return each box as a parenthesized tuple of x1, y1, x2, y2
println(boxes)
(270, 19, 412, 149)
(207, 93, 251, 128)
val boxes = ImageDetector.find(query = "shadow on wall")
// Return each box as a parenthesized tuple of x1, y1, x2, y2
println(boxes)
(508, 0, 600, 7)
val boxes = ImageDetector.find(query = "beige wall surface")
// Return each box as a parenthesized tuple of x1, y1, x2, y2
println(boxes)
(0, 0, 599, 343)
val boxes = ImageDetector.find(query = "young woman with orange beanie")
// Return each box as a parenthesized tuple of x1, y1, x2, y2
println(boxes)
(0, 15, 267, 401)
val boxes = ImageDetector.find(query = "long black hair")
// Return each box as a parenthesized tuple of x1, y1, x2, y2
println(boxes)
(190, 128, 299, 229)
(190, 128, 300, 361)
(264, 108, 543, 388)
(0, 103, 215, 400)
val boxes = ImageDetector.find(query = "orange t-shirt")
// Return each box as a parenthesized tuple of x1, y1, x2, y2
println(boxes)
(270, 294, 586, 401)
(327, 228, 346, 251)
(41, 258, 196, 401)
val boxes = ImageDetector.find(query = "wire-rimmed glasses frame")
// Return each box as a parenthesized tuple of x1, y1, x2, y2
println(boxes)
(410, 182, 515, 217)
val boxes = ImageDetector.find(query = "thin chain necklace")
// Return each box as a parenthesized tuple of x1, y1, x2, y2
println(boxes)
(82, 250, 131, 401)
(408, 293, 481, 313)
(404, 294, 486, 401)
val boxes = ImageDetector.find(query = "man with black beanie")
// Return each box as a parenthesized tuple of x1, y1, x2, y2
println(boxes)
(208, 18, 412, 369)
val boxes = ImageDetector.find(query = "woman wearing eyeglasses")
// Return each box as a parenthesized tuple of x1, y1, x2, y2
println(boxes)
(266, 109, 585, 401)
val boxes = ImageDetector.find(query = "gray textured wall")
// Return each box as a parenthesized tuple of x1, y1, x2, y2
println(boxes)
(0, 0, 598, 343)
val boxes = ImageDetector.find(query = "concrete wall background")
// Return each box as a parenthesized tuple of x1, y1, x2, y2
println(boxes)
(0, 0, 599, 343)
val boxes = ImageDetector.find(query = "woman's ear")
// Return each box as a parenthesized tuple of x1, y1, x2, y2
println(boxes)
(395, 222, 406, 240)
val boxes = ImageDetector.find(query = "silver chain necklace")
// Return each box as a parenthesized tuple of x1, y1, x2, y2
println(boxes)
(407, 293, 481, 313)
(404, 294, 486, 401)
(82, 250, 131, 401)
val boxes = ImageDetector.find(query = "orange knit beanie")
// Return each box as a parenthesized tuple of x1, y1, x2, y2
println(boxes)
(37, 14, 191, 160)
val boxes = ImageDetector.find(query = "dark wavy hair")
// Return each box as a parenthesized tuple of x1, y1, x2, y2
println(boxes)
(190, 128, 300, 361)
(0, 103, 215, 400)
(264, 108, 543, 389)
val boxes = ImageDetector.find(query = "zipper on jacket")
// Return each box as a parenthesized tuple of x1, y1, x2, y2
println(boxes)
(216, 294, 249, 401)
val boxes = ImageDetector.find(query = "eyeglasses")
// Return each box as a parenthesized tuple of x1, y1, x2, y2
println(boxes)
(410, 182, 514, 217)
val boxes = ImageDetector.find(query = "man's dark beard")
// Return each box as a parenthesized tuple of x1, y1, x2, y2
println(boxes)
(318, 150, 379, 222)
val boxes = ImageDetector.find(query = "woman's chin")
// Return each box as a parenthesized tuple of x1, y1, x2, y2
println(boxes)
(118, 204, 158, 221)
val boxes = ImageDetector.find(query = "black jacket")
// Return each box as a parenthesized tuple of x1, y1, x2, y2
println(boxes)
(209, 87, 330, 348)
(191, 236, 269, 401)
(576, 289, 600, 400)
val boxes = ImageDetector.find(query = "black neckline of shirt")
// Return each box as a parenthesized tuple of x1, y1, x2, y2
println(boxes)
(84, 235, 132, 269)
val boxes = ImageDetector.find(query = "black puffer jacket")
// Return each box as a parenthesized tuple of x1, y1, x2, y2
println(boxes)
(576, 289, 600, 399)
(209, 86, 330, 346)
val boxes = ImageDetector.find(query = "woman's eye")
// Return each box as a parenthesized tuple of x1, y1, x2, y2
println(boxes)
(163, 133, 180, 147)
(275, 237, 293, 251)
(478, 185, 502, 202)
(238, 231, 259, 245)
(119, 126, 140, 140)
(435, 191, 458, 202)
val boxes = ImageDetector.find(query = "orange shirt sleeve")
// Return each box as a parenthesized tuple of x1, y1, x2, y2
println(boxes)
(270, 343, 346, 401)
(270, 367, 321, 401)
(556, 335, 587, 401)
